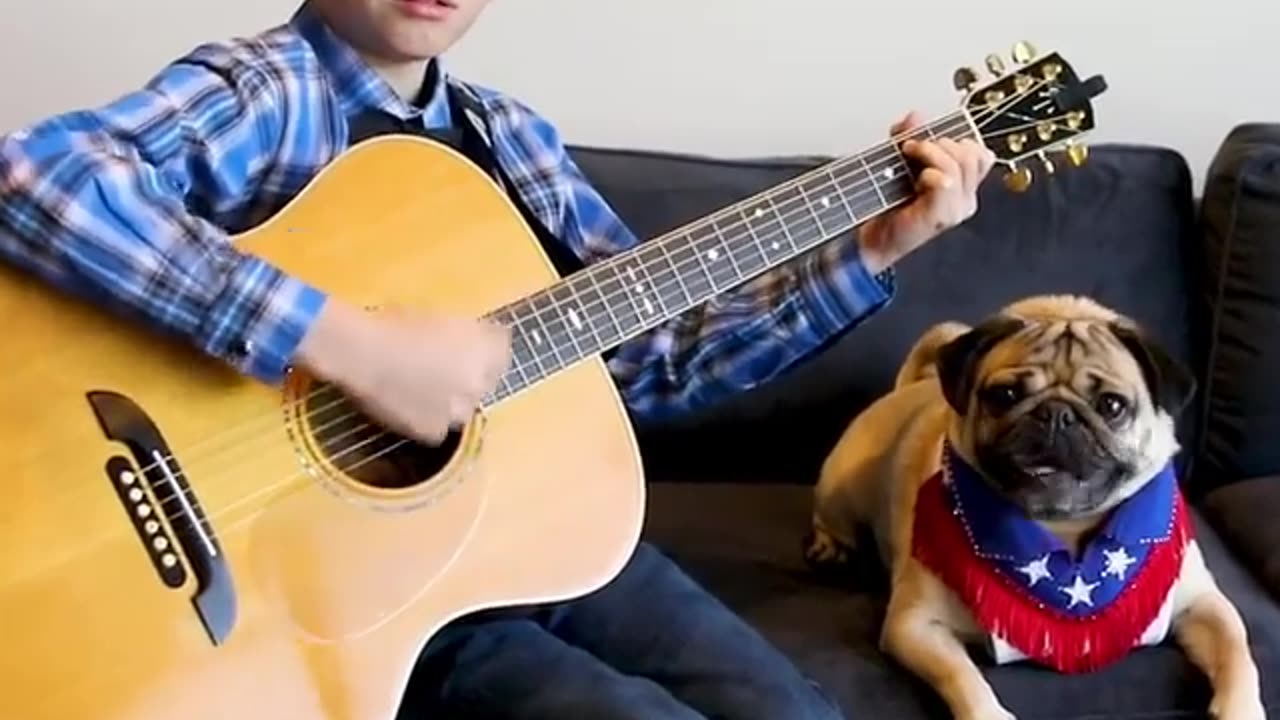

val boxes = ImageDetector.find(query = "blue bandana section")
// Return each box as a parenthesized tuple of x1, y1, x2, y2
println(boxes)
(941, 443, 1178, 618)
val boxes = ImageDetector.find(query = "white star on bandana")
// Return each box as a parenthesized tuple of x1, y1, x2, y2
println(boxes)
(1060, 575, 1101, 608)
(1102, 547, 1137, 580)
(1016, 554, 1053, 586)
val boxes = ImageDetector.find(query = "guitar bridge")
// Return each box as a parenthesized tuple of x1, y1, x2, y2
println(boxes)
(103, 454, 188, 589)
(88, 390, 237, 646)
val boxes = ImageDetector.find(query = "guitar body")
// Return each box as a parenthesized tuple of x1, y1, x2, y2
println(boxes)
(0, 135, 646, 719)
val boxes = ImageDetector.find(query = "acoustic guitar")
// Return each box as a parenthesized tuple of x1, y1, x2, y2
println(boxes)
(0, 43, 1106, 719)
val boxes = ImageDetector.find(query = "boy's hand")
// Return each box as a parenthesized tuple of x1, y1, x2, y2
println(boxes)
(857, 111, 996, 273)
(295, 299, 511, 445)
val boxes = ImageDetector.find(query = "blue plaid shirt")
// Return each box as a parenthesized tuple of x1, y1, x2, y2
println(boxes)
(0, 4, 894, 423)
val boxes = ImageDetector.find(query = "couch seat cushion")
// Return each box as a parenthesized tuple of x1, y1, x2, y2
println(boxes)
(643, 482, 1280, 719)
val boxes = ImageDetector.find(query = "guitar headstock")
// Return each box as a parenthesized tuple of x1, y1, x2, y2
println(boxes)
(954, 42, 1108, 192)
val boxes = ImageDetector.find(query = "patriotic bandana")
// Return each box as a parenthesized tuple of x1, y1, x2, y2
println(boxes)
(911, 441, 1193, 673)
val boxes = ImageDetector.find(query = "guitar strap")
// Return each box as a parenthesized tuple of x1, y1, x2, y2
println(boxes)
(344, 73, 587, 281)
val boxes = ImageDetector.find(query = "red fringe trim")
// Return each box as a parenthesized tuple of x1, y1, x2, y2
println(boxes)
(911, 471, 1193, 674)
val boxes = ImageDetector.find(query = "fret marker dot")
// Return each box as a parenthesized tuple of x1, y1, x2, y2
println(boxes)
(771, 241, 781, 250)
(708, 249, 720, 261)
(753, 207, 764, 218)
(567, 308, 583, 330)
(883, 168, 895, 179)
(531, 329, 544, 345)
(626, 266, 638, 282)
(821, 196, 831, 208)
(642, 298, 654, 314)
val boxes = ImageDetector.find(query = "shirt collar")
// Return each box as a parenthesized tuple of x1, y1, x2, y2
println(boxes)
(942, 441, 1178, 561)
(290, 1, 452, 129)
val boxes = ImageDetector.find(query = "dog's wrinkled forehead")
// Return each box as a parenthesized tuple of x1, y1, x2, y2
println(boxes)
(969, 296, 1154, 401)
(984, 317, 1142, 388)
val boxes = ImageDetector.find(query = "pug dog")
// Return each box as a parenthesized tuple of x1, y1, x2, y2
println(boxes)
(805, 295, 1264, 720)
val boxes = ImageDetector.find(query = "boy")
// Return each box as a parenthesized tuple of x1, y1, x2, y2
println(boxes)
(0, 1, 994, 717)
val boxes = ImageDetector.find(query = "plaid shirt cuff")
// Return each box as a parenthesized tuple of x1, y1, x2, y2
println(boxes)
(795, 234, 896, 338)
(196, 255, 328, 385)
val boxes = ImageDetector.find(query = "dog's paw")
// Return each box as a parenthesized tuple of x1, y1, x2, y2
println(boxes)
(1209, 692, 1266, 720)
(802, 526, 855, 570)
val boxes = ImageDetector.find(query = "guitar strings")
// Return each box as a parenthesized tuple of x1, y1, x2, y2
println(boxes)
(135, 80, 1064, 530)
(135, 78, 1063, 527)
(71, 75, 1069, 535)
(142, 116, 972, 518)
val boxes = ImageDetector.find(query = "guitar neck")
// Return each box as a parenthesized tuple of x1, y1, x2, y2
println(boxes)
(486, 109, 975, 403)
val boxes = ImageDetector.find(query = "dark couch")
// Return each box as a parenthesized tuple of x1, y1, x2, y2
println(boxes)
(559, 122, 1280, 719)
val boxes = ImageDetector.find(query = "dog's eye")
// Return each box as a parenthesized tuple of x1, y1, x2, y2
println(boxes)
(981, 383, 1023, 411)
(1096, 392, 1128, 420)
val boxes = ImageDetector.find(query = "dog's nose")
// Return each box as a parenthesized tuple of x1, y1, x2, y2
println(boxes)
(1034, 400, 1078, 430)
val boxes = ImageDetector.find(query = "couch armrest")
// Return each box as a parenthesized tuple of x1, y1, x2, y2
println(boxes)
(1193, 123, 1280, 493)
(1202, 475, 1280, 600)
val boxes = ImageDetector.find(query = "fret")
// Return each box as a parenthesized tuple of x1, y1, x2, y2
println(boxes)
(704, 215, 752, 279)
(635, 250, 675, 320)
(614, 255, 667, 325)
(858, 155, 888, 209)
(580, 265, 626, 342)
(795, 177, 843, 240)
(737, 200, 785, 266)
(890, 132, 917, 184)
(602, 261, 646, 338)
(856, 149, 913, 218)
(505, 331, 535, 388)
(763, 190, 807, 255)
(524, 291, 574, 369)
(517, 316, 551, 379)
(547, 283, 591, 362)
(563, 269, 616, 351)
(731, 202, 775, 275)
(517, 300, 552, 372)
(643, 241, 695, 309)
(494, 373, 514, 402)
(664, 232, 717, 303)
(685, 223, 740, 291)
(824, 164, 862, 227)
(635, 242, 691, 312)
(490, 306, 540, 386)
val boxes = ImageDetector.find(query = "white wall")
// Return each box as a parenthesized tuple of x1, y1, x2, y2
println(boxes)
(3, 0, 1277, 191)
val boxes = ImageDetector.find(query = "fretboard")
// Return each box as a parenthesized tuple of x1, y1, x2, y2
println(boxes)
(485, 110, 975, 404)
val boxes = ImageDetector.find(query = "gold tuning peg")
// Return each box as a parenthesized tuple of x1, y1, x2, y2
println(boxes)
(986, 53, 1006, 76)
(952, 66, 979, 92)
(1011, 41, 1037, 64)
(1066, 142, 1089, 167)
(1003, 164, 1033, 193)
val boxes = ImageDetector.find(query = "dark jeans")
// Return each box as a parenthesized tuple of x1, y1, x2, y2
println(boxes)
(407, 542, 843, 719)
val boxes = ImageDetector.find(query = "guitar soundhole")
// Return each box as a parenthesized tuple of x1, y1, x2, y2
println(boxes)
(302, 383, 462, 491)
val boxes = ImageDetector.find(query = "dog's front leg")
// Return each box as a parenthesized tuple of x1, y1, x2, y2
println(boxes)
(881, 571, 1014, 720)
(1171, 545, 1265, 720)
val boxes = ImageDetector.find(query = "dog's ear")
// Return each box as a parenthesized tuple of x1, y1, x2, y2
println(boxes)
(1109, 322, 1197, 417)
(935, 316, 1025, 415)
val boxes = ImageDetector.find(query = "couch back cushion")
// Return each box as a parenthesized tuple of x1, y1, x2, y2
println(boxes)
(1195, 123, 1280, 490)
(568, 143, 1205, 486)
